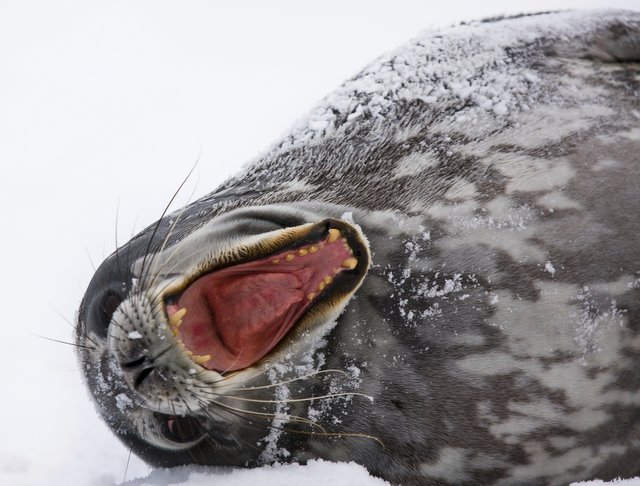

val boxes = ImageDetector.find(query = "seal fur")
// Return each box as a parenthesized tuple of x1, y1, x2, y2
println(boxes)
(77, 10, 640, 485)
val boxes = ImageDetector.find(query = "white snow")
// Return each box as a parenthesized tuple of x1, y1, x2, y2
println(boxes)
(275, 9, 625, 152)
(120, 464, 640, 486)
(573, 286, 627, 356)
(2, 1, 639, 486)
(573, 479, 640, 486)
(545, 261, 556, 276)
(123, 460, 390, 486)
(340, 211, 355, 224)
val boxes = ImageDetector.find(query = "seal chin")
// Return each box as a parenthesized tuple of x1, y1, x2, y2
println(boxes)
(164, 219, 369, 372)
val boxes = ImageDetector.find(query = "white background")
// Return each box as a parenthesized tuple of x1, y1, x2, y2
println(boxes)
(1, 1, 638, 485)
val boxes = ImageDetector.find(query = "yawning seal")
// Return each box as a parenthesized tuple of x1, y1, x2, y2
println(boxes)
(77, 10, 640, 485)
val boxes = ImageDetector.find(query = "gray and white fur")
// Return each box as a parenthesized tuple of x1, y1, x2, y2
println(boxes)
(77, 10, 640, 485)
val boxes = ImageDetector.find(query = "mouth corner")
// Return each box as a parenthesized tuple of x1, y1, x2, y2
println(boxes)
(162, 217, 370, 374)
(319, 217, 371, 271)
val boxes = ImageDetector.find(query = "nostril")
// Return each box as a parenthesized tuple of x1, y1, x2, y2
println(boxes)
(122, 356, 147, 369)
(134, 367, 154, 388)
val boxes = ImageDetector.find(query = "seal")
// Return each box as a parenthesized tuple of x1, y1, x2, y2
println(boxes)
(76, 10, 640, 485)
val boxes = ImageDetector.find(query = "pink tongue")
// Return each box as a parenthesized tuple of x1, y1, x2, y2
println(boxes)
(176, 269, 310, 371)
(173, 235, 353, 372)
(214, 273, 305, 340)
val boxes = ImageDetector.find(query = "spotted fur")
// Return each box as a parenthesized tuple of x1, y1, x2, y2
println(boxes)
(77, 10, 640, 485)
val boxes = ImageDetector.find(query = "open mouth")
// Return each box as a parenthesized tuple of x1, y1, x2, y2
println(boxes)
(163, 220, 369, 372)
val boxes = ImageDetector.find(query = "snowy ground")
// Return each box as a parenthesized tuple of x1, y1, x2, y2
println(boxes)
(118, 464, 639, 486)
(1, 1, 639, 485)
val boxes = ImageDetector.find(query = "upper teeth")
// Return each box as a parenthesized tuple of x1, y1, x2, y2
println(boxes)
(167, 307, 212, 366)
(327, 228, 341, 243)
(341, 257, 358, 269)
(168, 307, 187, 328)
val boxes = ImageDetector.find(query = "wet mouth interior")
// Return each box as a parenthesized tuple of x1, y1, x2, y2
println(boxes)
(165, 227, 359, 372)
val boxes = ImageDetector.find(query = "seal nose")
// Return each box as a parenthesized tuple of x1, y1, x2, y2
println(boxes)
(121, 355, 147, 368)
(120, 355, 155, 388)
(133, 367, 154, 388)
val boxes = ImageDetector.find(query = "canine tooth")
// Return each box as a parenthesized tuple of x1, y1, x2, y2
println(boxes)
(192, 354, 211, 365)
(272, 258, 280, 264)
(285, 254, 295, 261)
(298, 248, 308, 256)
(317, 282, 326, 291)
(169, 307, 187, 327)
(327, 228, 341, 243)
(323, 276, 332, 284)
(307, 293, 316, 301)
(341, 257, 358, 269)
(309, 245, 318, 253)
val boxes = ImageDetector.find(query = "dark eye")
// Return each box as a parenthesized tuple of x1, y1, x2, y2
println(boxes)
(89, 290, 123, 338)
(161, 415, 203, 443)
(101, 291, 122, 325)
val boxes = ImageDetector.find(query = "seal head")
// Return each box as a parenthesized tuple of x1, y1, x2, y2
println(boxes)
(78, 205, 370, 465)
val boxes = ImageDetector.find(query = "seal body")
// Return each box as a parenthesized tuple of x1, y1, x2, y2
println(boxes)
(77, 11, 640, 485)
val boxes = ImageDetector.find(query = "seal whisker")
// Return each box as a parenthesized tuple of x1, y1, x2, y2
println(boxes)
(142, 238, 213, 302)
(180, 396, 269, 455)
(198, 391, 374, 406)
(83, 245, 97, 273)
(198, 369, 349, 391)
(113, 199, 139, 294)
(286, 429, 386, 449)
(53, 306, 99, 348)
(171, 399, 212, 465)
(196, 397, 329, 436)
(193, 393, 324, 432)
(192, 394, 384, 447)
(33, 333, 96, 350)
(138, 162, 198, 291)
(144, 180, 201, 293)
(114, 198, 124, 281)
(120, 448, 132, 486)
